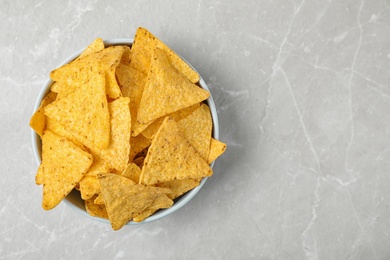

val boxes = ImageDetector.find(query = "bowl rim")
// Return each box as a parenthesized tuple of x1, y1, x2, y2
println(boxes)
(31, 38, 219, 225)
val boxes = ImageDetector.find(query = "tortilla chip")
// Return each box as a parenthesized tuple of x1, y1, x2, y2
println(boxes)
(137, 48, 209, 124)
(35, 164, 44, 185)
(44, 69, 110, 152)
(130, 27, 199, 83)
(46, 116, 85, 149)
(116, 63, 148, 136)
(121, 163, 141, 183)
(207, 138, 227, 164)
(140, 117, 212, 185)
(85, 195, 108, 219)
(30, 91, 57, 137)
(40, 131, 93, 210)
(78, 38, 105, 59)
(176, 104, 212, 160)
(94, 193, 104, 205)
(50, 46, 125, 99)
(133, 194, 173, 222)
(99, 97, 131, 172)
(156, 178, 201, 200)
(79, 176, 101, 200)
(141, 103, 200, 140)
(98, 173, 170, 230)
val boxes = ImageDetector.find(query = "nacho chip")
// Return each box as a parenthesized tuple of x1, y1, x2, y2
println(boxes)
(94, 193, 104, 205)
(35, 164, 44, 185)
(85, 195, 108, 219)
(129, 134, 151, 162)
(29, 91, 57, 137)
(46, 116, 85, 149)
(98, 173, 170, 230)
(50, 46, 125, 99)
(140, 117, 212, 185)
(207, 138, 227, 164)
(156, 178, 201, 200)
(116, 63, 147, 136)
(44, 69, 110, 152)
(130, 27, 199, 83)
(40, 131, 93, 210)
(141, 103, 200, 140)
(99, 97, 131, 172)
(133, 194, 173, 222)
(176, 104, 212, 160)
(137, 48, 209, 124)
(78, 38, 105, 59)
(79, 176, 101, 200)
(121, 163, 141, 183)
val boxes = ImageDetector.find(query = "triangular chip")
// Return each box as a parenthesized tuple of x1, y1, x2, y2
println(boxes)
(137, 48, 209, 124)
(140, 117, 212, 185)
(29, 91, 57, 137)
(141, 103, 200, 140)
(94, 193, 104, 205)
(40, 131, 93, 210)
(156, 178, 201, 200)
(44, 70, 110, 151)
(50, 46, 125, 99)
(133, 194, 173, 222)
(46, 116, 85, 149)
(176, 104, 212, 160)
(121, 163, 142, 183)
(116, 64, 147, 136)
(79, 176, 101, 200)
(130, 27, 199, 83)
(78, 38, 105, 59)
(98, 173, 170, 230)
(85, 195, 108, 219)
(99, 97, 131, 172)
(207, 138, 227, 164)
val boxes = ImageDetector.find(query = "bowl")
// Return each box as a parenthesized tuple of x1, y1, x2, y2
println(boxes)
(31, 38, 219, 225)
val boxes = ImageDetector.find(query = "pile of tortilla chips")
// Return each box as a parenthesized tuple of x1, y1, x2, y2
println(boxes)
(30, 27, 226, 230)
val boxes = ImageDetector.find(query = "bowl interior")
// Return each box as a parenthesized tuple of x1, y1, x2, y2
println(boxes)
(32, 38, 219, 225)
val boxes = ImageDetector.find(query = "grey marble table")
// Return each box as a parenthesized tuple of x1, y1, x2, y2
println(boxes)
(1, 0, 389, 259)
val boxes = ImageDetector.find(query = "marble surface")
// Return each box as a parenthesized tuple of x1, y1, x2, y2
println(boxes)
(1, 0, 390, 259)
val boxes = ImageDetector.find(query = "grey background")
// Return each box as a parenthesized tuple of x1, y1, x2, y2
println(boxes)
(1, 0, 390, 259)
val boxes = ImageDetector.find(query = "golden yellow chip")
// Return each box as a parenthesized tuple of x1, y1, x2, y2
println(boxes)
(40, 130, 93, 210)
(98, 173, 170, 230)
(176, 104, 212, 160)
(130, 27, 199, 83)
(35, 164, 44, 185)
(207, 138, 227, 164)
(94, 193, 104, 205)
(121, 163, 141, 183)
(129, 134, 151, 162)
(78, 38, 105, 59)
(140, 117, 212, 185)
(46, 116, 85, 149)
(29, 91, 57, 137)
(99, 97, 131, 172)
(116, 63, 148, 136)
(50, 46, 125, 99)
(141, 103, 200, 140)
(156, 178, 201, 200)
(137, 48, 209, 125)
(44, 70, 110, 152)
(79, 176, 101, 200)
(133, 194, 173, 222)
(85, 195, 108, 219)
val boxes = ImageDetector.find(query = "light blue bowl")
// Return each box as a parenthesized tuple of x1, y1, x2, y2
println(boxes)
(31, 38, 219, 225)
